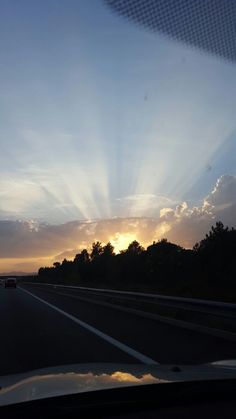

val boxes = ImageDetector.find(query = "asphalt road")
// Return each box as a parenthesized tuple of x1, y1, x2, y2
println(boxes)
(1, 283, 236, 376)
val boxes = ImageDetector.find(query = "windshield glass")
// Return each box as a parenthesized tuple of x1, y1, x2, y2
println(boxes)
(0, 0, 236, 385)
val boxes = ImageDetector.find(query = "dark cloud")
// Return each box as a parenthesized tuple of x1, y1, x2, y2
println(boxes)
(0, 175, 235, 272)
(159, 174, 236, 247)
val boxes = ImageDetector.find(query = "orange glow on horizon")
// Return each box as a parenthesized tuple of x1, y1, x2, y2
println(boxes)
(0, 256, 55, 274)
(0, 218, 185, 273)
(110, 232, 137, 253)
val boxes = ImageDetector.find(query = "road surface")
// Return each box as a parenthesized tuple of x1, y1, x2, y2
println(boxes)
(1, 283, 236, 376)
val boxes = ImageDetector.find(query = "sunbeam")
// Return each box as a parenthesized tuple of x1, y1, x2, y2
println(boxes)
(0, 0, 235, 272)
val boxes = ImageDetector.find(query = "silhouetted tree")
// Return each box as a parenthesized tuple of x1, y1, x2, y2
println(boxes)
(53, 262, 61, 269)
(145, 238, 186, 290)
(194, 221, 231, 252)
(193, 221, 236, 286)
(102, 242, 115, 257)
(36, 221, 236, 301)
(126, 240, 144, 255)
(74, 249, 90, 264)
(90, 242, 103, 260)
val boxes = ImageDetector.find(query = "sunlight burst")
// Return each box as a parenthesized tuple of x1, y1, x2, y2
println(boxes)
(110, 232, 137, 253)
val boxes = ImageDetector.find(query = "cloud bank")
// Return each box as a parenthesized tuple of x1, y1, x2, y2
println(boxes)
(0, 175, 235, 272)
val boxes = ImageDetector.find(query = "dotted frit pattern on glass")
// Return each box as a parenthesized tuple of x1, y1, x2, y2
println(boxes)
(105, 0, 236, 62)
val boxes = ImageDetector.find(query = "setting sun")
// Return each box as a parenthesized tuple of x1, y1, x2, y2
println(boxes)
(110, 233, 137, 253)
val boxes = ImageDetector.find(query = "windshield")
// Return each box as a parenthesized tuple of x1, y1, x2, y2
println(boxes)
(0, 0, 236, 385)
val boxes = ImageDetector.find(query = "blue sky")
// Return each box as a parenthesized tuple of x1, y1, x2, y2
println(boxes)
(0, 0, 236, 271)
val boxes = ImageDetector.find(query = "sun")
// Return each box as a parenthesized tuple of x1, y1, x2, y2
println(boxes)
(110, 232, 137, 253)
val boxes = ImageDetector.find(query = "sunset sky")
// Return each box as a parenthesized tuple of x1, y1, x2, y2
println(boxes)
(0, 0, 236, 272)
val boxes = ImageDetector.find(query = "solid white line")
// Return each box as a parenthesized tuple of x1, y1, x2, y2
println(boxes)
(19, 286, 158, 365)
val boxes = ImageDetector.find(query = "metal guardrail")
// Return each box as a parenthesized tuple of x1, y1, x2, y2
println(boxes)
(22, 281, 236, 320)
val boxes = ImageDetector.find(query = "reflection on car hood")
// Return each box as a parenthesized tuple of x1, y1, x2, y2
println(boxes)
(0, 360, 236, 407)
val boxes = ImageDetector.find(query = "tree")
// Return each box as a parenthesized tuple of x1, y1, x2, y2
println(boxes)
(38, 267, 45, 276)
(102, 242, 115, 257)
(146, 238, 184, 282)
(53, 262, 61, 269)
(193, 221, 236, 280)
(35, 221, 236, 301)
(194, 221, 231, 252)
(74, 249, 90, 264)
(91, 242, 103, 260)
(127, 240, 144, 255)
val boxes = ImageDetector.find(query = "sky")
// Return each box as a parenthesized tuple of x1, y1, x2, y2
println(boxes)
(0, 0, 235, 272)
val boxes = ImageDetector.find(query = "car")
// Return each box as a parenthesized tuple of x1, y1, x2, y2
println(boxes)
(1, 361, 236, 418)
(4, 278, 17, 288)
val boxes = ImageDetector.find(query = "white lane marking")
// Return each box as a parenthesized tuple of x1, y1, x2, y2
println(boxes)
(19, 286, 158, 365)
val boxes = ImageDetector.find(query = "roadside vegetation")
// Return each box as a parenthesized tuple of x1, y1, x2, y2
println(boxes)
(30, 222, 236, 302)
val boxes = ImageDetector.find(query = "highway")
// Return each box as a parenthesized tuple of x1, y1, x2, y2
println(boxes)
(1, 283, 236, 376)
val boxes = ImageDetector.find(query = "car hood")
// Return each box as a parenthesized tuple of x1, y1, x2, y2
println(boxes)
(0, 360, 236, 407)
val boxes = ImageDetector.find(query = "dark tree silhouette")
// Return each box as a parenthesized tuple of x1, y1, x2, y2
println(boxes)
(35, 221, 236, 302)
(74, 249, 90, 264)
(126, 240, 144, 255)
(53, 262, 61, 269)
(90, 242, 103, 260)
(194, 221, 231, 252)
(102, 242, 115, 257)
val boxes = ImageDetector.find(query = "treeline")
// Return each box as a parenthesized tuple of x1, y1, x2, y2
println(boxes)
(36, 222, 236, 302)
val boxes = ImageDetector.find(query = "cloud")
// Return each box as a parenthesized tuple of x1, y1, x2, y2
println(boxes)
(0, 175, 235, 272)
(54, 249, 80, 261)
(0, 218, 159, 271)
(159, 175, 236, 247)
(116, 194, 177, 217)
(204, 175, 236, 216)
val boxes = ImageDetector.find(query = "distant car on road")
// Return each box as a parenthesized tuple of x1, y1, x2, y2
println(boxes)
(4, 277, 17, 288)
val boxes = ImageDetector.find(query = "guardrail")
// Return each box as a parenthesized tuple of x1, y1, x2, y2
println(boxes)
(22, 281, 236, 319)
